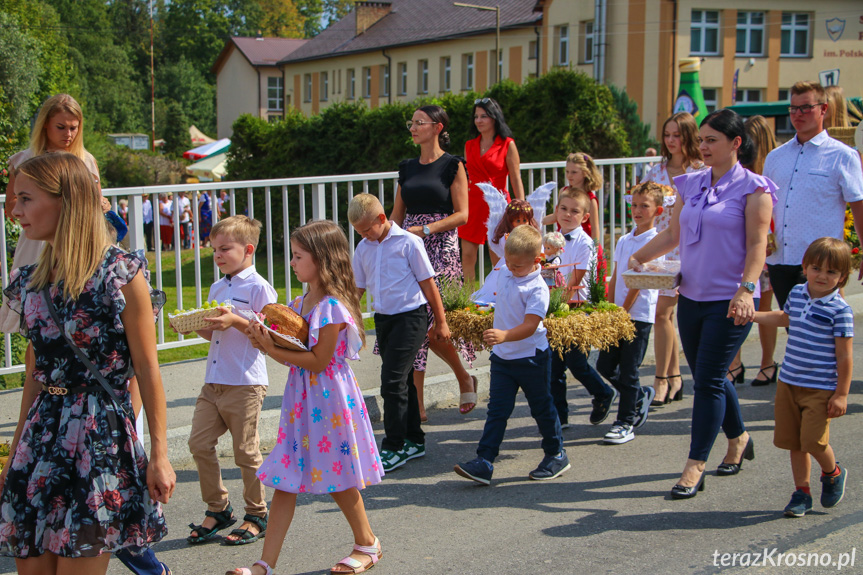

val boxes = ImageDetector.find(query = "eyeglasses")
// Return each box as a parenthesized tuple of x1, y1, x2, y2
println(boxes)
(788, 104, 824, 115)
(474, 98, 491, 105)
(406, 120, 439, 129)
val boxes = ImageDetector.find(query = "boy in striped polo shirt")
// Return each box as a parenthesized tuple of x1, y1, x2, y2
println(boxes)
(751, 237, 853, 518)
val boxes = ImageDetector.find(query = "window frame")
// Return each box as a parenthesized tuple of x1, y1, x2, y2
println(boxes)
(441, 56, 451, 92)
(303, 73, 312, 103)
(690, 9, 720, 56)
(462, 53, 474, 91)
(398, 62, 407, 95)
(380, 64, 390, 97)
(582, 21, 595, 64)
(417, 59, 429, 94)
(736, 11, 765, 57)
(702, 88, 718, 113)
(320, 71, 328, 102)
(363, 67, 371, 99)
(781, 12, 810, 58)
(347, 69, 355, 100)
(267, 76, 283, 111)
(557, 25, 570, 66)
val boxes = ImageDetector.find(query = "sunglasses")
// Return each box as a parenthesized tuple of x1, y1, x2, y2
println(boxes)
(474, 98, 491, 105)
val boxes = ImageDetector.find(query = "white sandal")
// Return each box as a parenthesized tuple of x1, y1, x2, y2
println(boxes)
(226, 559, 273, 575)
(330, 537, 382, 574)
(459, 375, 478, 414)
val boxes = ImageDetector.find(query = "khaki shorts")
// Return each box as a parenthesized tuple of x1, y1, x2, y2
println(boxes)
(773, 380, 833, 453)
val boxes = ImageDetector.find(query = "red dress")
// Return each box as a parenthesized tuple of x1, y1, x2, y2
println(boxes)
(459, 135, 513, 245)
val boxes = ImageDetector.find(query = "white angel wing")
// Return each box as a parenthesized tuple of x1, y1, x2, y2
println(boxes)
(479, 182, 509, 246)
(526, 181, 557, 223)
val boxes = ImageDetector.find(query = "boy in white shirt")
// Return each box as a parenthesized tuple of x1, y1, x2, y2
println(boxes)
(454, 225, 569, 485)
(550, 189, 617, 429)
(185, 215, 277, 546)
(596, 182, 665, 444)
(349, 194, 450, 472)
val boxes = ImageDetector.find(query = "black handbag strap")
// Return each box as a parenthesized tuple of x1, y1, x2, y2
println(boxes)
(41, 288, 133, 420)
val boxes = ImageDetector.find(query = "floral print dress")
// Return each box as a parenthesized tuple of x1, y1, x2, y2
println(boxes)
(257, 295, 383, 494)
(0, 247, 167, 558)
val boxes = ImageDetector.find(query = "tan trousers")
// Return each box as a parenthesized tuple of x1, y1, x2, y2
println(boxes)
(188, 383, 268, 516)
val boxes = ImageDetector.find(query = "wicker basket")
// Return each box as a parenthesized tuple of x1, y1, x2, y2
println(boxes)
(250, 312, 308, 351)
(622, 261, 681, 290)
(168, 305, 233, 333)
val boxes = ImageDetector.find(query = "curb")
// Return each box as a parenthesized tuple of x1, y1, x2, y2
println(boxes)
(159, 367, 492, 467)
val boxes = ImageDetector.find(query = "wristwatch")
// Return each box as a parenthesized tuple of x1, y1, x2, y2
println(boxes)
(422, 224, 432, 237)
(741, 281, 756, 294)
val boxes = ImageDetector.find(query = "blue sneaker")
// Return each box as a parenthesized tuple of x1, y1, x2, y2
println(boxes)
(633, 386, 656, 429)
(821, 465, 847, 508)
(529, 450, 571, 480)
(454, 457, 493, 485)
(784, 490, 813, 518)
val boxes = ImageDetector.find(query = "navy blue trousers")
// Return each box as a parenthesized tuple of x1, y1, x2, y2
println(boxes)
(550, 345, 613, 425)
(677, 296, 756, 461)
(477, 348, 563, 462)
(596, 320, 652, 426)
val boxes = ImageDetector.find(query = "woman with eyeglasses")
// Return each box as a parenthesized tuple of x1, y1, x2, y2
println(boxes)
(390, 105, 476, 422)
(629, 108, 777, 499)
(459, 97, 525, 283)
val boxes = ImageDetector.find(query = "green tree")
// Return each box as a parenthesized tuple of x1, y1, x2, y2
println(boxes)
(0, 11, 42, 126)
(156, 56, 216, 135)
(608, 84, 658, 155)
(162, 100, 191, 157)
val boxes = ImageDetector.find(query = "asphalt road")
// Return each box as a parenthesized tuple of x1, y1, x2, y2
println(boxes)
(1, 308, 862, 574)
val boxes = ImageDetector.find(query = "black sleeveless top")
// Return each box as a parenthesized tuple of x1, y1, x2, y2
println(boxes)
(397, 153, 464, 215)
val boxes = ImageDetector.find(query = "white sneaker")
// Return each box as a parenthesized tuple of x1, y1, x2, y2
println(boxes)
(603, 423, 635, 444)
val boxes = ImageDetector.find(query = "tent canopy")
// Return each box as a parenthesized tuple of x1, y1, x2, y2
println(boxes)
(186, 153, 227, 182)
(183, 138, 230, 161)
(727, 101, 791, 118)
(189, 125, 216, 146)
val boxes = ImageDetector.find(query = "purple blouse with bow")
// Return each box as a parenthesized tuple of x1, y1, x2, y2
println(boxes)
(674, 162, 777, 302)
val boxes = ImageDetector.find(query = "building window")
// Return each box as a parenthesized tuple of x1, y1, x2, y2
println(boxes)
(347, 69, 355, 100)
(462, 53, 473, 91)
(418, 59, 428, 94)
(303, 74, 312, 103)
(691, 10, 720, 56)
(736, 12, 764, 57)
(528, 40, 537, 60)
(267, 77, 283, 111)
(380, 64, 390, 97)
(702, 88, 718, 113)
(363, 67, 371, 98)
(776, 89, 794, 133)
(581, 21, 594, 63)
(320, 71, 328, 101)
(556, 25, 569, 66)
(735, 88, 761, 104)
(397, 62, 407, 95)
(267, 114, 282, 123)
(781, 13, 810, 57)
(440, 57, 451, 92)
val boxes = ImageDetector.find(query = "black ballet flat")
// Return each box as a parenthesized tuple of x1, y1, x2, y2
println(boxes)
(670, 474, 706, 500)
(717, 436, 755, 476)
(751, 363, 778, 387)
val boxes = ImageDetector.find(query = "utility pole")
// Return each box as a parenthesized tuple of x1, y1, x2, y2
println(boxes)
(454, 3, 500, 85)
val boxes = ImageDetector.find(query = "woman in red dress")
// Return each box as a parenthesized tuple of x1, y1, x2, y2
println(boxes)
(459, 98, 525, 283)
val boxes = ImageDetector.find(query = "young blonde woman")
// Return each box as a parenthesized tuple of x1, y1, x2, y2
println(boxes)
(727, 115, 779, 386)
(642, 112, 706, 406)
(0, 153, 175, 574)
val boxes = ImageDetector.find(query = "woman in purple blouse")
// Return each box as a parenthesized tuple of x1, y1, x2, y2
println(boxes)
(629, 109, 777, 499)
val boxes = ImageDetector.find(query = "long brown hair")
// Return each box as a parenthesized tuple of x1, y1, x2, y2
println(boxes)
(742, 115, 776, 175)
(29, 94, 86, 159)
(492, 199, 539, 244)
(660, 112, 702, 169)
(290, 220, 366, 348)
(565, 152, 602, 192)
(16, 153, 111, 300)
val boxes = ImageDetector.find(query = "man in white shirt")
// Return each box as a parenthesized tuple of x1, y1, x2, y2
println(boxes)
(142, 193, 154, 251)
(178, 191, 193, 249)
(765, 81, 863, 308)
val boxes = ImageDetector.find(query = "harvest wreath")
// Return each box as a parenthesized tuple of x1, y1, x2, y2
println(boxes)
(441, 280, 635, 357)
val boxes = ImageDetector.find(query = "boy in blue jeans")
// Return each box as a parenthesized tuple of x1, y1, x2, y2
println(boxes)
(596, 182, 665, 444)
(454, 225, 569, 485)
(751, 237, 852, 517)
(551, 188, 617, 428)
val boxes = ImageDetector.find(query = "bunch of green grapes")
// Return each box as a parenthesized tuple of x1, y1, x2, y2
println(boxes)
(172, 300, 225, 315)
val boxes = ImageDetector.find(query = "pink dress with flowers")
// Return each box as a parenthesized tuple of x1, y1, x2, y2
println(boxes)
(0, 247, 166, 559)
(257, 295, 383, 494)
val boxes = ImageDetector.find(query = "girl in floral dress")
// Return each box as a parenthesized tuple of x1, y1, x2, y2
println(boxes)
(0, 153, 175, 574)
(229, 220, 383, 575)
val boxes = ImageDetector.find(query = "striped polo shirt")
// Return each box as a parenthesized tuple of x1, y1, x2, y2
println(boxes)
(780, 283, 854, 391)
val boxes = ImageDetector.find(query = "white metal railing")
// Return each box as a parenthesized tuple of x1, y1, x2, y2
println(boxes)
(0, 156, 656, 375)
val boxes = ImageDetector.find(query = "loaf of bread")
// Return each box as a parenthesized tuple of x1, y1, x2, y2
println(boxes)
(261, 303, 309, 348)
